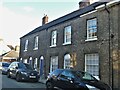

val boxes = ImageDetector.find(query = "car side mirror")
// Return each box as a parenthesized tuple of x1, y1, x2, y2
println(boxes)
(15, 67, 18, 69)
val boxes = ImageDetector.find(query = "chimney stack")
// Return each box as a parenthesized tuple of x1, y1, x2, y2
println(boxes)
(42, 15, 48, 25)
(79, 0, 90, 9)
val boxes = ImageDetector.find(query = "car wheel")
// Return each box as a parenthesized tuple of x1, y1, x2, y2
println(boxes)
(7, 71, 11, 78)
(16, 73, 21, 82)
(46, 82, 54, 89)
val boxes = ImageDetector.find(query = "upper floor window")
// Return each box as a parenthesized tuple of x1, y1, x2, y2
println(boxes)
(86, 18, 97, 41)
(51, 30, 57, 47)
(34, 36, 38, 50)
(63, 26, 71, 45)
(24, 40, 28, 51)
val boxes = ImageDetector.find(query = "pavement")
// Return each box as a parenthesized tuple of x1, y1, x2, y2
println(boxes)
(39, 77, 47, 84)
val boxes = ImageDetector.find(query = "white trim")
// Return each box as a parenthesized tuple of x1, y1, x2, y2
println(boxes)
(33, 47, 38, 50)
(95, 4, 105, 10)
(63, 42, 71, 46)
(95, 0, 120, 10)
(3, 57, 17, 59)
(24, 49, 27, 52)
(80, 10, 97, 18)
(107, 0, 120, 6)
(85, 38, 98, 42)
(50, 45, 57, 48)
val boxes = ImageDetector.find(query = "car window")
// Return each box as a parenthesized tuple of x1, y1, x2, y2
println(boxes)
(73, 71, 96, 81)
(60, 70, 74, 79)
(50, 69, 63, 76)
(24, 64, 33, 70)
(9, 62, 16, 68)
(2, 63, 10, 67)
(18, 63, 33, 70)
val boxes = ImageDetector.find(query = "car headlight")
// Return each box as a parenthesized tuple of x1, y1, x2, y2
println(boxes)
(86, 84, 100, 90)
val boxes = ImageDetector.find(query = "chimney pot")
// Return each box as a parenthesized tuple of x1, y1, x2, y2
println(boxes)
(42, 15, 48, 25)
(79, 0, 90, 9)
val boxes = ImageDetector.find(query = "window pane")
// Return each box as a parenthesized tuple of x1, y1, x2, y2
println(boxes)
(25, 40, 28, 50)
(87, 18, 97, 40)
(34, 36, 38, 49)
(50, 56, 58, 73)
(51, 30, 57, 46)
(85, 54, 99, 77)
(64, 26, 71, 43)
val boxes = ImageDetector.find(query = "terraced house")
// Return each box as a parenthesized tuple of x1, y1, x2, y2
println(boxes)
(19, 0, 120, 89)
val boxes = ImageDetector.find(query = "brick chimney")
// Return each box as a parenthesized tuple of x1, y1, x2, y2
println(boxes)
(42, 15, 48, 25)
(79, 0, 90, 9)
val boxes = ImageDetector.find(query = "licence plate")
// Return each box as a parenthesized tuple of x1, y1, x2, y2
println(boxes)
(29, 76, 36, 78)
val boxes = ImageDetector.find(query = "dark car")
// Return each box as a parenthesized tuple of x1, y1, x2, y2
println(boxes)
(46, 69, 111, 90)
(0, 62, 10, 75)
(7, 61, 40, 82)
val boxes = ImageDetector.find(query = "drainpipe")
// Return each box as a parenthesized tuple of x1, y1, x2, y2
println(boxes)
(104, 3, 113, 90)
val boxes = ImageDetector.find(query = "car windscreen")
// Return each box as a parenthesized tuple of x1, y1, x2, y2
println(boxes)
(72, 71, 97, 81)
(19, 63, 33, 70)
(2, 63, 10, 67)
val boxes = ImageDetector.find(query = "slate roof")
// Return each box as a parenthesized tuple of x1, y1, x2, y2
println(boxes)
(21, 2, 106, 38)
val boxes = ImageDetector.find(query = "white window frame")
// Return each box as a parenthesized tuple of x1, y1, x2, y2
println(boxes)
(24, 40, 28, 51)
(86, 18, 97, 41)
(63, 26, 71, 45)
(64, 54, 71, 69)
(34, 36, 38, 50)
(50, 56, 58, 73)
(85, 53, 99, 80)
(50, 30, 57, 47)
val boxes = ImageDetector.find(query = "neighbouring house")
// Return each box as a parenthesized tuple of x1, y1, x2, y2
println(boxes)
(0, 38, 20, 63)
(19, 0, 120, 90)
(0, 49, 19, 63)
(0, 38, 11, 55)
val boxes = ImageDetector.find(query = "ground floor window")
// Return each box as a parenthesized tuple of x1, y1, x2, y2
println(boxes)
(24, 59, 28, 63)
(64, 54, 71, 69)
(34, 58, 38, 70)
(29, 57, 32, 65)
(85, 53, 99, 80)
(50, 56, 58, 73)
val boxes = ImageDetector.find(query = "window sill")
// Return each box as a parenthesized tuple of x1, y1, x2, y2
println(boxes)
(50, 45, 57, 48)
(85, 38, 97, 42)
(24, 50, 27, 52)
(33, 48, 38, 50)
(63, 42, 71, 46)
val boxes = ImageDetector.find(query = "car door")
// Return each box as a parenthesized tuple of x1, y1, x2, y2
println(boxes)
(57, 70, 75, 89)
(12, 63, 18, 77)
(9, 62, 17, 78)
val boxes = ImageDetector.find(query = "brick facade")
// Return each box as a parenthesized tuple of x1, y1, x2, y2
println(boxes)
(19, 1, 120, 90)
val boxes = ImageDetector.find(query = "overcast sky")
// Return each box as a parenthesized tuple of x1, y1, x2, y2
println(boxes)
(0, 0, 100, 46)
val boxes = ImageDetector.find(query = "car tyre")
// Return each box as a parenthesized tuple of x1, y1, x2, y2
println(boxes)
(16, 73, 21, 82)
(7, 71, 11, 78)
(46, 82, 54, 90)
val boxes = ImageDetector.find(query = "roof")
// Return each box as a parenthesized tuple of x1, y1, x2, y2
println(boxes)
(2, 50, 19, 58)
(21, 2, 106, 39)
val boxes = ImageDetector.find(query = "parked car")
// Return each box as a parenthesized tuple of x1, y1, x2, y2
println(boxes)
(46, 69, 111, 90)
(0, 62, 10, 74)
(7, 61, 40, 82)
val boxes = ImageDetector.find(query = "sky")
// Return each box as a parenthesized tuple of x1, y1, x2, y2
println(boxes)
(0, 0, 100, 47)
